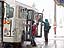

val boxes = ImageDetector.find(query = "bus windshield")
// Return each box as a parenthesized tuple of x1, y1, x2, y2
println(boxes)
(6, 3, 14, 18)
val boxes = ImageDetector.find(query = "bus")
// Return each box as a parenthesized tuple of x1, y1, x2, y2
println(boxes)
(0, 1, 43, 47)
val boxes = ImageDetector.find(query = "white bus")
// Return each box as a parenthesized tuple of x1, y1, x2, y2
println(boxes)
(2, 1, 39, 43)
(0, 1, 43, 47)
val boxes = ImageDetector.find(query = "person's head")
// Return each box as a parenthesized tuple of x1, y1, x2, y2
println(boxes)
(45, 19, 48, 22)
(32, 20, 35, 25)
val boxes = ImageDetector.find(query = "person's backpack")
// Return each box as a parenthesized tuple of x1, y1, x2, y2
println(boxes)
(49, 26, 51, 30)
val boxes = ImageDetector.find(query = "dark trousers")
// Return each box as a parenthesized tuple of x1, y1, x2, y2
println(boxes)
(31, 36, 36, 46)
(44, 32, 48, 42)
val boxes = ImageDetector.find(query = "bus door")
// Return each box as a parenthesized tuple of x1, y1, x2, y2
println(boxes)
(35, 13, 43, 37)
(25, 9, 34, 41)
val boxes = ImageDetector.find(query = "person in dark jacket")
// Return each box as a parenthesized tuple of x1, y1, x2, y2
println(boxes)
(42, 19, 50, 44)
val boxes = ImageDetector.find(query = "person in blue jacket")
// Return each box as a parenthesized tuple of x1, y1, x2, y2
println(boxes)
(43, 19, 50, 44)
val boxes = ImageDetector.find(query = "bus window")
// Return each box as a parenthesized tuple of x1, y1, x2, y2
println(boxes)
(19, 8, 27, 19)
(6, 3, 10, 18)
(9, 7, 14, 18)
(28, 11, 32, 20)
(6, 3, 14, 18)
(0, 2, 2, 19)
